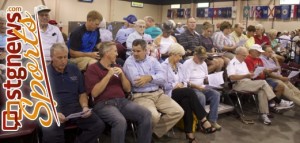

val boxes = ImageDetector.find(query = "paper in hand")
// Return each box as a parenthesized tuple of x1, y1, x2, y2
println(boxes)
(66, 109, 92, 119)
(207, 71, 224, 88)
(288, 71, 300, 79)
(252, 67, 265, 79)
(236, 39, 247, 47)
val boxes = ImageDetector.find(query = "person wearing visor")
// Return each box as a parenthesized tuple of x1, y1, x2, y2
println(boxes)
(182, 46, 222, 130)
(153, 21, 177, 62)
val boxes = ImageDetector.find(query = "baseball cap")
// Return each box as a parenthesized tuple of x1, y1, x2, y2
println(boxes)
(194, 46, 208, 59)
(34, 5, 51, 14)
(123, 14, 137, 24)
(250, 44, 264, 52)
(162, 21, 174, 33)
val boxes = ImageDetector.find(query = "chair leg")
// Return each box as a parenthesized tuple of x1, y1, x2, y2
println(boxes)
(235, 92, 245, 116)
(252, 94, 260, 114)
(130, 122, 137, 142)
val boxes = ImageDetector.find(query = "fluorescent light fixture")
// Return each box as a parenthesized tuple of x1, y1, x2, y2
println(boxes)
(197, 3, 209, 8)
(280, 0, 300, 5)
(171, 4, 181, 9)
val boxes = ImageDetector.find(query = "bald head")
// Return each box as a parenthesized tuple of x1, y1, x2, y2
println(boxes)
(186, 17, 196, 31)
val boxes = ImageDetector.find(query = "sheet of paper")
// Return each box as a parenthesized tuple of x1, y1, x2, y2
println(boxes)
(236, 39, 247, 47)
(208, 71, 224, 87)
(288, 71, 300, 79)
(252, 67, 265, 79)
(66, 109, 92, 119)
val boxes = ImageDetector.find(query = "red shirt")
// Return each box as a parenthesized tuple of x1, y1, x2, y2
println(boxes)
(85, 62, 125, 103)
(244, 55, 265, 79)
(254, 35, 270, 46)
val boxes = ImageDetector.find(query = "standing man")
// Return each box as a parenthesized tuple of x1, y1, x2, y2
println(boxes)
(85, 42, 152, 143)
(34, 5, 64, 62)
(123, 39, 184, 138)
(43, 43, 104, 143)
(68, 10, 102, 71)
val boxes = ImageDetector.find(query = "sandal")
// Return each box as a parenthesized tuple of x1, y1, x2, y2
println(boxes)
(185, 134, 198, 143)
(199, 119, 217, 134)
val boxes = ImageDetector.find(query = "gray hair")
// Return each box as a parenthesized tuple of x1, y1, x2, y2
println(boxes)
(50, 43, 68, 57)
(255, 24, 264, 30)
(168, 43, 185, 56)
(97, 41, 116, 58)
(268, 29, 277, 36)
(235, 46, 248, 55)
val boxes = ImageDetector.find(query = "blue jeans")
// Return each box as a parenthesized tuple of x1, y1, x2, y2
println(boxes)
(193, 89, 221, 122)
(93, 98, 152, 143)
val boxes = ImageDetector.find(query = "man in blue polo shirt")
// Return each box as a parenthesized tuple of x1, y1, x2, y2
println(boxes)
(42, 43, 104, 143)
(68, 10, 102, 71)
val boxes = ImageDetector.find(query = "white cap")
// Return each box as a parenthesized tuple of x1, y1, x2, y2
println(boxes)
(34, 5, 51, 14)
(250, 44, 264, 52)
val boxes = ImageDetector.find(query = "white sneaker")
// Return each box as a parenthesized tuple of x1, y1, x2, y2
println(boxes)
(261, 114, 271, 125)
(275, 100, 294, 110)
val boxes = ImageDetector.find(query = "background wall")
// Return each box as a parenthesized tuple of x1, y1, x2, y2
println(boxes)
(0, 0, 299, 34)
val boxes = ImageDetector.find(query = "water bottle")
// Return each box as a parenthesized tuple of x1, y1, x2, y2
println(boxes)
(290, 50, 295, 60)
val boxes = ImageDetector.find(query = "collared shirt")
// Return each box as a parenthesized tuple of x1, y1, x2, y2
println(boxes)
(40, 24, 64, 61)
(245, 36, 255, 50)
(115, 28, 135, 44)
(126, 31, 152, 55)
(85, 62, 125, 103)
(47, 64, 83, 115)
(213, 31, 235, 51)
(279, 35, 291, 48)
(99, 28, 113, 42)
(176, 27, 185, 34)
(161, 58, 188, 96)
(145, 26, 162, 39)
(227, 57, 250, 80)
(177, 29, 201, 51)
(230, 31, 248, 45)
(199, 34, 213, 52)
(182, 58, 208, 86)
(244, 55, 265, 79)
(260, 55, 280, 75)
(123, 55, 165, 93)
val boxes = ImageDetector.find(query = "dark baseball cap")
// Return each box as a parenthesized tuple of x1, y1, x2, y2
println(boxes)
(123, 14, 137, 24)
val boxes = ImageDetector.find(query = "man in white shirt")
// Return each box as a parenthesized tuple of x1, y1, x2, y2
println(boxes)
(34, 5, 64, 62)
(226, 46, 277, 125)
(182, 46, 221, 130)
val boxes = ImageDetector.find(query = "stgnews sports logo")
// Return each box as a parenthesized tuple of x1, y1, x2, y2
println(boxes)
(1, 6, 60, 131)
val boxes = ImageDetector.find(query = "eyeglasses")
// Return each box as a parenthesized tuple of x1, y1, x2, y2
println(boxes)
(137, 25, 145, 28)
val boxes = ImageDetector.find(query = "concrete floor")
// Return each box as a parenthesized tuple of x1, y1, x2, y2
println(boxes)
(99, 105, 300, 143)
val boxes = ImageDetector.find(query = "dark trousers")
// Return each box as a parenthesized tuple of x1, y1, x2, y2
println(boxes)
(172, 88, 207, 133)
(93, 98, 152, 143)
(42, 113, 105, 143)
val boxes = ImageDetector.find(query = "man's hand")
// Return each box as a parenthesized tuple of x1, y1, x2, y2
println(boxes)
(174, 83, 184, 89)
(81, 107, 92, 118)
(280, 76, 289, 82)
(196, 85, 205, 91)
(134, 75, 152, 87)
(89, 52, 100, 60)
(247, 73, 255, 79)
(58, 113, 68, 123)
(112, 67, 123, 76)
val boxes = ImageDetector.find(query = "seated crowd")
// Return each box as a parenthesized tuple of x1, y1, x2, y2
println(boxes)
(1, 5, 300, 143)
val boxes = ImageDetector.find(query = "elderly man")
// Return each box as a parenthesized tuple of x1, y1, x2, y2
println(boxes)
(227, 46, 278, 125)
(43, 43, 104, 143)
(245, 44, 293, 111)
(68, 10, 102, 71)
(230, 23, 248, 46)
(126, 19, 152, 56)
(84, 41, 152, 143)
(177, 17, 201, 56)
(260, 45, 300, 106)
(182, 46, 222, 130)
(123, 39, 184, 138)
(34, 5, 64, 62)
(144, 16, 162, 39)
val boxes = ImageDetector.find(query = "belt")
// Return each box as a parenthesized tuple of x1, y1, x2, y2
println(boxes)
(132, 89, 159, 94)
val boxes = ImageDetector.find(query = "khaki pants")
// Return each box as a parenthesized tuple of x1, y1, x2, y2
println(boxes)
(271, 78, 300, 106)
(132, 89, 184, 137)
(233, 79, 276, 114)
(70, 57, 97, 71)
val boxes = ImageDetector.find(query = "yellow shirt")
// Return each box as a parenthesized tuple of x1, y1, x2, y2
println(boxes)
(245, 37, 255, 50)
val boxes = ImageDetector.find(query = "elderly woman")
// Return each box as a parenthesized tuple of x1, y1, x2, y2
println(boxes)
(213, 21, 237, 59)
(268, 29, 285, 63)
(254, 24, 270, 46)
(161, 43, 216, 143)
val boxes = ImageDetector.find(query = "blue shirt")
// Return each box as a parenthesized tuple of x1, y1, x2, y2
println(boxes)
(123, 55, 165, 92)
(145, 26, 162, 39)
(47, 64, 84, 116)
